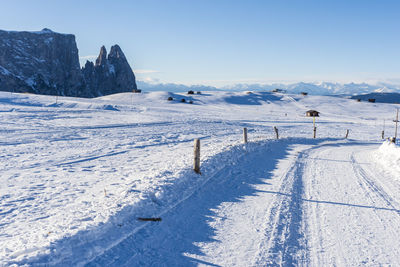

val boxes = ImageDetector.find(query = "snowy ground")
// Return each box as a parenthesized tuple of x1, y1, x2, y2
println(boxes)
(1, 90, 399, 266)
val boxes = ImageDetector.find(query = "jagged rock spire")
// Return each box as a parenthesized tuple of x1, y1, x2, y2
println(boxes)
(82, 44, 137, 96)
(95, 46, 107, 66)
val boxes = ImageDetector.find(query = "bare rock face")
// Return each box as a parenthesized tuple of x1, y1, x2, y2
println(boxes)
(108, 45, 137, 93)
(0, 28, 86, 96)
(82, 45, 137, 96)
(0, 28, 137, 97)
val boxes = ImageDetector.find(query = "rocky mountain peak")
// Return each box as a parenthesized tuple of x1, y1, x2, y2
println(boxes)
(95, 45, 108, 67)
(41, 28, 53, 33)
(0, 29, 137, 97)
(109, 45, 126, 60)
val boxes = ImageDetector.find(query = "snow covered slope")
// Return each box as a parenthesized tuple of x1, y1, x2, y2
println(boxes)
(350, 92, 400, 104)
(1, 90, 400, 266)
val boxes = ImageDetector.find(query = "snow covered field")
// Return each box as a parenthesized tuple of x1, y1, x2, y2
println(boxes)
(1, 90, 400, 266)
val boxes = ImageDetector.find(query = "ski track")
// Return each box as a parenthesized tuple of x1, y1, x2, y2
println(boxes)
(253, 145, 311, 266)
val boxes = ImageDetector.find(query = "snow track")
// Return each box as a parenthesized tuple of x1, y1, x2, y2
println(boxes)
(84, 140, 400, 266)
(70, 139, 313, 266)
(254, 144, 310, 266)
(83, 139, 317, 266)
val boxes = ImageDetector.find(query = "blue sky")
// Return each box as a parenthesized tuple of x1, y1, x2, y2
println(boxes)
(1, 0, 399, 86)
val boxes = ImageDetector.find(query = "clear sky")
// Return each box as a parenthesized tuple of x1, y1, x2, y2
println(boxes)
(1, 0, 399, 86)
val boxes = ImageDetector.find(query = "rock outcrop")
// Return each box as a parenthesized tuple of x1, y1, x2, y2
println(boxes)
(0, 28, 137, 97)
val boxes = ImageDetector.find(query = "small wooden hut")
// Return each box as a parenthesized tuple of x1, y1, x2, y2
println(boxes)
(306, 110, 320, 117)
(368, 99, 376, 103)
(301, 92, 308, 96)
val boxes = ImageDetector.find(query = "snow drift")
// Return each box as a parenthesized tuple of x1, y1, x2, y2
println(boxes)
(375, 141, 400, 177)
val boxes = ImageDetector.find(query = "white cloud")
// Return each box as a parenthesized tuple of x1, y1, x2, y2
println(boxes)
(133, 69, 160, 74)
(137, 77, 161, 83)
(79, 55, 97, 61)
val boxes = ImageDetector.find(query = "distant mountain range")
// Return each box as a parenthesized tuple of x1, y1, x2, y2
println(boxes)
(137, 81, 400, 96)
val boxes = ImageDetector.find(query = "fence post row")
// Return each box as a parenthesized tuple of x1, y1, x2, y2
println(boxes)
(194, 139, 201, 174)
(192, 126, 378, 175)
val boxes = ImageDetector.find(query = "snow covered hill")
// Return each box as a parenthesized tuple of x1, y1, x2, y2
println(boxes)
(1, 90, 400, 266)
(350, 92, 400, 104)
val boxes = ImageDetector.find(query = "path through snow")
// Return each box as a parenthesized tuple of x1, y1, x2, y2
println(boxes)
(85, 139, 400, 266)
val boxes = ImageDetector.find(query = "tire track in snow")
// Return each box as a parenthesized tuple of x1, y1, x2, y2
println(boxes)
(254, 146, 312, 266)
(351, 152, 400, 213)
(304, 145, 348, 267)
(351, 151, 400, 251)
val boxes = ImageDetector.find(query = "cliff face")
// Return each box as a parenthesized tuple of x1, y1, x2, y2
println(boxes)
(0, 28, 85, 96)
(0, 28, 137, 97)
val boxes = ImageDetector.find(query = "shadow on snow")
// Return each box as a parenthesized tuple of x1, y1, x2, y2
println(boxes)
(13, 138, 374, 266)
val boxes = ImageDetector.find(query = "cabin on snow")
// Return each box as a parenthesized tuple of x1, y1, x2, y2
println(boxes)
(306, 110, 320, 117)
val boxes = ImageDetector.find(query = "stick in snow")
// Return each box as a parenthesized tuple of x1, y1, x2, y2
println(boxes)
(137, 217, 162, 222)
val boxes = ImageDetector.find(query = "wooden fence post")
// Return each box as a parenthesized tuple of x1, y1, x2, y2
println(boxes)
(345, 129, 349, 139)
(394, 108, 399, 143)
(273, 126, 279, 139)
(312, 116, 317, 138)
(194, 139, 201, 174)
(243, 128, 248, 144)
